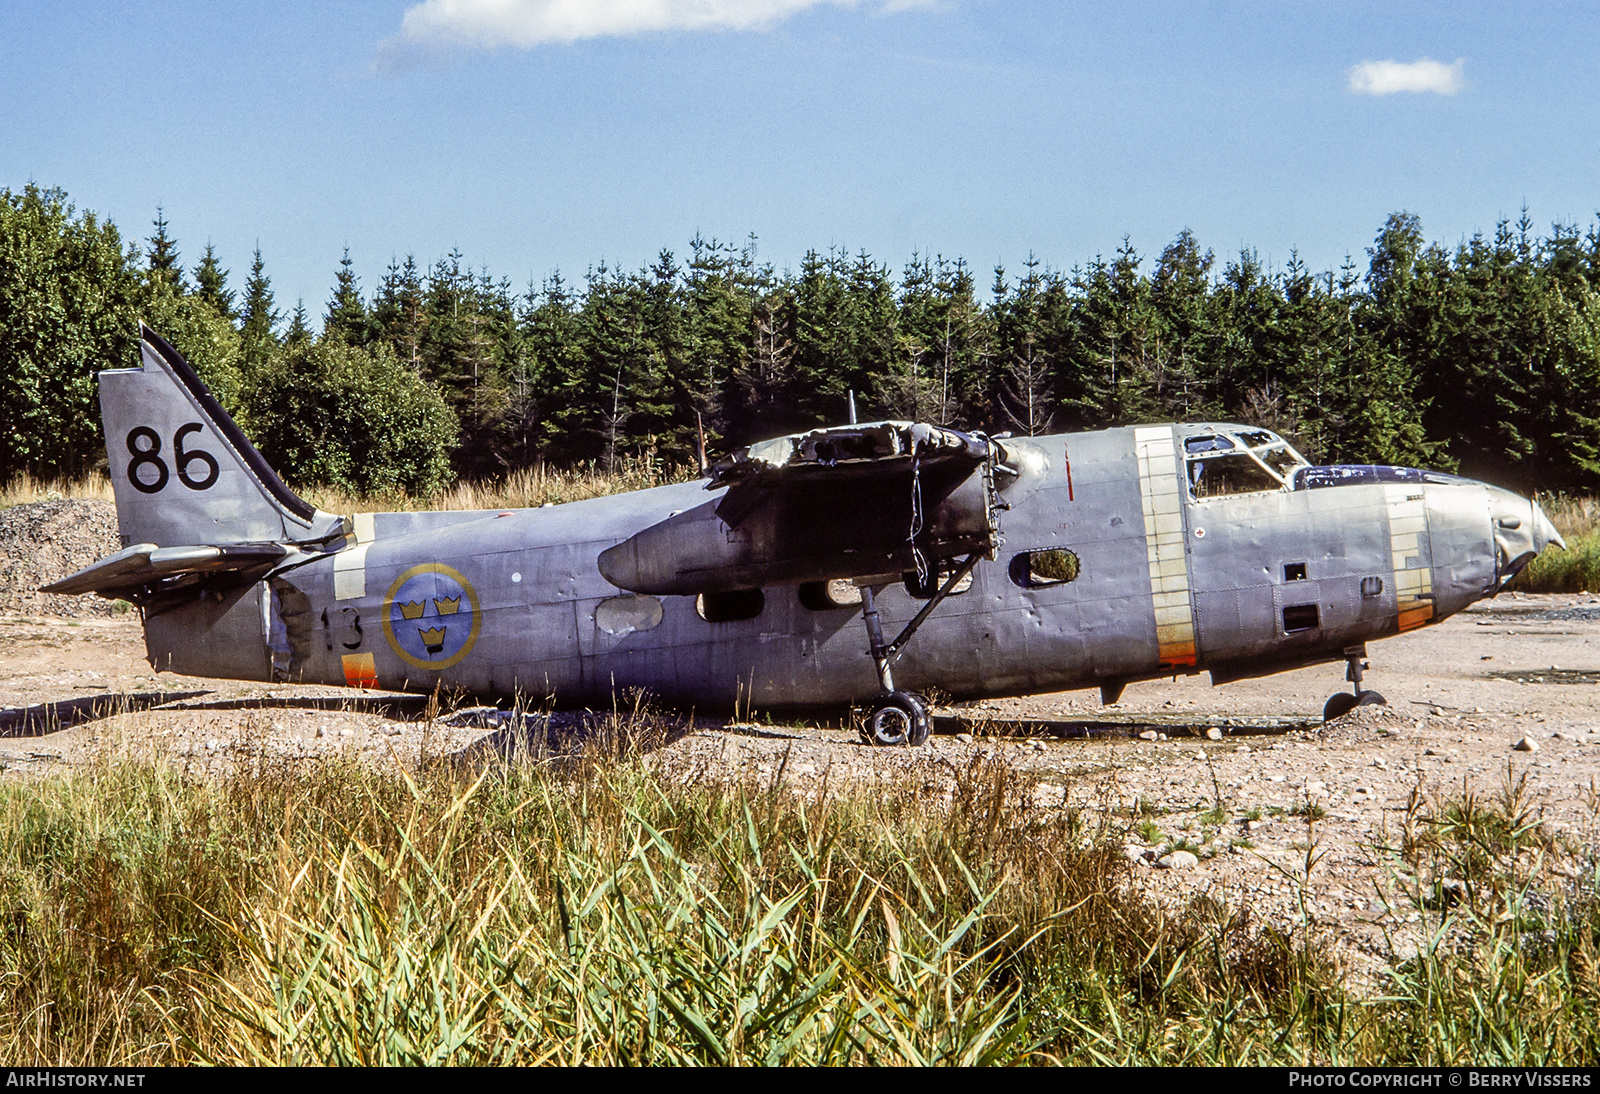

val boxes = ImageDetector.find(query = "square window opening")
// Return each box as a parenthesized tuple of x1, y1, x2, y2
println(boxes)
(1282, 604, 1320, 633)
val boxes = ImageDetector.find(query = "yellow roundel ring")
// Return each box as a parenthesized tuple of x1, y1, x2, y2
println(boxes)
(381, 563, 483, 671)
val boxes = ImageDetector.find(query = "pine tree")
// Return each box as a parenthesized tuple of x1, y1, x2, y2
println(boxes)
(145, 207, 185, 295)
(286, 300, 312, 347)
(193, 242, 234, 320)
(325, 247, 369, 344)
(240, 244, 280, 368)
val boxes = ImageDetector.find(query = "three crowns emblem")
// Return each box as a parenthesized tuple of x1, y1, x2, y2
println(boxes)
(397, 597, 465, 654)
(383, 564, 480, 670)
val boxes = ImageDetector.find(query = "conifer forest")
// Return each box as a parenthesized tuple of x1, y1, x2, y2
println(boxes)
(5, 183, 1600, 498)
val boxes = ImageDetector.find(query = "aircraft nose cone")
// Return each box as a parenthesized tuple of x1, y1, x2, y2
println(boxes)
(1532, 498, 1566, 552)
(1487, 487, 1563, 586)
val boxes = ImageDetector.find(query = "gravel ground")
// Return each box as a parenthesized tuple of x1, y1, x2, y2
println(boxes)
(0, 499, 121, 618)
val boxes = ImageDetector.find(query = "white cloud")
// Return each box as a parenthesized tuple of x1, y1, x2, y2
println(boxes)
(1346, 57, 1465, 96)
(377, 0, 934, 70)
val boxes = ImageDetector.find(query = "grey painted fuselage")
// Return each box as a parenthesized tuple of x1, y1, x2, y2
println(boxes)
(145, 422, 1556, 711)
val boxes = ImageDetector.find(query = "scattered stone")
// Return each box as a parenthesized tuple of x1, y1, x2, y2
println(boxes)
(1138, 730, 1160, 741)
(1205, 727, 1223, 741)
(1031, 783, 1066, 808)
(315, 727, 324, 739)
(1513, 736, 1540, 752)
(1123, 844, 1151, 866)
(1157, 850, 1199, 870)
(955, 733, 973, 744)
(1245, 819, 1265, 832)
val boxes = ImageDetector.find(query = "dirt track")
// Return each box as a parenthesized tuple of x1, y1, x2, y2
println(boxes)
(2, 590, 1598, 984)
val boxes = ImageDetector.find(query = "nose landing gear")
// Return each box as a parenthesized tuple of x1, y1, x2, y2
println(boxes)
(1323, 646, 1387, 722)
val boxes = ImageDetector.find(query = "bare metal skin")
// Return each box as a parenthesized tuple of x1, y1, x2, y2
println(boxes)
(46, 327, 1564, 733)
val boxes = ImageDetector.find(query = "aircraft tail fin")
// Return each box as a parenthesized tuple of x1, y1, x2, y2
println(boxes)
(99, 325, 346, 549)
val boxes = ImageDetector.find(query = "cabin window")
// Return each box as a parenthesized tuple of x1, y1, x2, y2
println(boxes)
(1184, 434, 1235, 453)
(595, 595, 664, 636)
(903, 564, 975, 600)
(798, 579, 863, 611)
(1188, 453, 1281, 499)
(696, 588, 765, 623)
(1283, 562, 1307, 582)
(1282, 604, 1320, 633)
(1009, 549, 1080, 589)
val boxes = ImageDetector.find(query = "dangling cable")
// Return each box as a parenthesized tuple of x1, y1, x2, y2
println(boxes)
(909, 447, 928, 591)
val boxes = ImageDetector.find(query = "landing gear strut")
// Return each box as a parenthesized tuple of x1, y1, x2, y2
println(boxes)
(855, 553, 981, 746)
(1323, 646, 1387, 722)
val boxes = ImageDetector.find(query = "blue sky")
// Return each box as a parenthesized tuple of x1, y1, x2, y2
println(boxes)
(4, 1, 1597, 315)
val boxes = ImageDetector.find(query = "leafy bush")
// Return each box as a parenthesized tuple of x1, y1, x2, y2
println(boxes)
(245, 335, 458, 497)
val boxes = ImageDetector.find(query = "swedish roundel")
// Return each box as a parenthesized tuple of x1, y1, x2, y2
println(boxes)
(382, 563, 482, 670)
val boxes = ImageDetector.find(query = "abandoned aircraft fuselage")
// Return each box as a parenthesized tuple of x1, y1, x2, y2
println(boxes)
(48, 329, 1564, 718)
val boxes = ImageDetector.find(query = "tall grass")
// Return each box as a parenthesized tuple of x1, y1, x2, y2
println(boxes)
(1511, 494, 1600, 593)
(0, 721, 1592, 1066)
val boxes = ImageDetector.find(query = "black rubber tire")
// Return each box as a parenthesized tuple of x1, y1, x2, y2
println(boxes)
(861, 691, 932, 747)
(1357, 690, 1387, 707)
(902, 691, 933, 746)
(1323, 691, 1360, 722)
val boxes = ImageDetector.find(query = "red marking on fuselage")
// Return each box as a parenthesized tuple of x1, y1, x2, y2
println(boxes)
(1064, 441, 1074, 501)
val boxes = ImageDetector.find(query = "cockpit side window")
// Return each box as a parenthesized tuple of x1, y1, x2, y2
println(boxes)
(1188, 452, 1282, 498)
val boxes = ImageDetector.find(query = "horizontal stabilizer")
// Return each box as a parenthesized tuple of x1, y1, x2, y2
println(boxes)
(42, 543, 288, 598)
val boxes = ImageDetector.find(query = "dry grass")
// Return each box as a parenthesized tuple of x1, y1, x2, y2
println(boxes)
(300, 458, 698, 516)
(2, 459, 695, 517)
(0, 472, 114, 508)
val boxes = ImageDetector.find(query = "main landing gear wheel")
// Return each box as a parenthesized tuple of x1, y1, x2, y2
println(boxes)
(860, 691, 932, 747)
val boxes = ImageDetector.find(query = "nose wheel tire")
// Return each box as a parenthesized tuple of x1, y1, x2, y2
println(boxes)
(1323, 689, 1388, 722)
(1323, 692, 1358, 722)
(860, 691, 933, 746)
